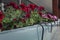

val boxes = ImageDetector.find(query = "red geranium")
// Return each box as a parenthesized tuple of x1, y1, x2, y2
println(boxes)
(20, 18, 26, 23)
(0, 11, 5, 22)
(9, 2, 19, 9)
(38, 6, 44, 11)
(13, 4, 19, 9)
(38, 12, 43, 17)
(25, 13, 30, 18)
(20, 3, 28, 13)
(6, 2, 19, 9)
(21, 6, 31, 13)
(20, 3, 31, 13)
(6, 2, 16, 7)
(28, 4, 38, 11)
(9, 2, 16, 6)
(13, 18, 17, 21)
(20, 3, 26, 9)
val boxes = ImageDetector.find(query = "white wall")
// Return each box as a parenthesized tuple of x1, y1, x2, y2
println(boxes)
(29, 0, 52, 13)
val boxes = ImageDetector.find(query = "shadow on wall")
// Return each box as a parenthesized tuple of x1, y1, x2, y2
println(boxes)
(2, 0, 19, 4)
(29, 0, 52, 13)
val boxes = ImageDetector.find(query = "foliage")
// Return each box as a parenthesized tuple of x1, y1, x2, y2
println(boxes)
(0, 2, 58, 31)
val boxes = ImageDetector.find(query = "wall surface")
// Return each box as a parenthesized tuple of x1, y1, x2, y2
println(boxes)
(29, 0, 52, 13)
(2, 0, 19, 4)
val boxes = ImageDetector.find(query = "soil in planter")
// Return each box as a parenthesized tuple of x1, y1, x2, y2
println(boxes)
(1, 27, 6, 32)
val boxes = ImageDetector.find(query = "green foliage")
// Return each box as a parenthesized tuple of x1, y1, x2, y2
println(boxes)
(0, 3, 54, 31)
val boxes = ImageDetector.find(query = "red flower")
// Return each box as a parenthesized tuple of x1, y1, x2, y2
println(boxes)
(47, 14, 52, 18)
(14, 25, 17, 29)
(6, 2, 16, 6)
(20, 3, 26, 9)
(20, 3, 29, 13)
(0, 11, 5, 22)
(13, 18, 17, 21)
(21, 6, 31, 13)
(25, 13, 30, 18)
(20, 3, 31, 13)
(6, 2, 19, 9)
(9, 2, 16, 5)
(13, 4, 19, 9)
(0, 23, 3, 29)
(38, 12, 43, 17)
(38, 6, 44, 11)
(9, 2, 19, 9)
(20, 18, 26, 23)
(29, 4, 38, 10)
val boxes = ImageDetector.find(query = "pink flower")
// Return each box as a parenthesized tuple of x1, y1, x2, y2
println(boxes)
(38, 12, 49, 19)
(42, 14, 48, 19)
(38, 6, 44, 11)
(47, 14, 52, 18)
(46, 14, 58, 20)
(51, 15, 58, 21)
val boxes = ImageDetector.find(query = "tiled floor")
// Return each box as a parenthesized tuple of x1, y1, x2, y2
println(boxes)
(51, 19, 60, 40)
(45, 19, 60, 40)
(51, 26, 60, 40)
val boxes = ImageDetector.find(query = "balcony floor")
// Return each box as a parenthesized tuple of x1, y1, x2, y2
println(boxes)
(51, 26, 60, 40)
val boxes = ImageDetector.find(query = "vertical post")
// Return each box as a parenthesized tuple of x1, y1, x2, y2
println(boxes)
(50, 22, 53, 32)
(1, 2, 4, 12)
(37, 24, 44, 40)
(19, 0, 21, 4)
(39, 24, 44, 40)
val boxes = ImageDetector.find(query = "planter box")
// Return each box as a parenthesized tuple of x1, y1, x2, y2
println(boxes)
(0, 24, 55, 40)
(0, 24, 42, 40)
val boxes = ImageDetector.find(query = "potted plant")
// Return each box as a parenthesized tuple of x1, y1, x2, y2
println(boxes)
(0, 2, 58, 32)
